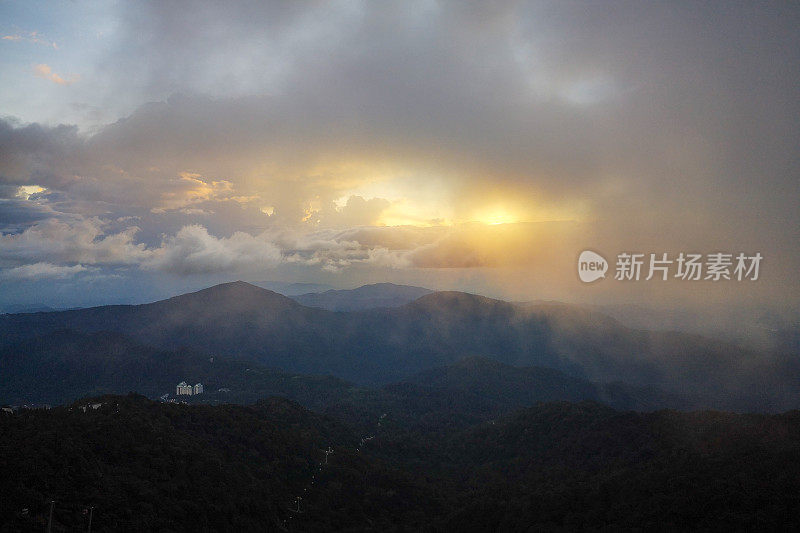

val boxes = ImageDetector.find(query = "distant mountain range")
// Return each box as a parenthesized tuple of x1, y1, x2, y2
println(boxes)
(290, 282, 433, 311)
(1, 304, 59, 314)
(0, 281, 797, 411)
(252, 280, 337, 296)
(2, 283, 798, 529)
(594, 302, 800, 354)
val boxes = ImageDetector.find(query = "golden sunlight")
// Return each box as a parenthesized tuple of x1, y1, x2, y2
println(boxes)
(472, 206, 518, 225)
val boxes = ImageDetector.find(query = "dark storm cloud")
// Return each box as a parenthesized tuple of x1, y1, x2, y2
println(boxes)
(82, 1, 798, 240)
(0, 119, 84, 189)
(0, 1, 797, 307)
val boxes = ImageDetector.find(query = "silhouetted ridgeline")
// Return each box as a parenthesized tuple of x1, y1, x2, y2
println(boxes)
(290, 282, 433, 311)
(0, 329, 354, 409)
(0, 329, 685, 414)
(0, 282, 796, 411)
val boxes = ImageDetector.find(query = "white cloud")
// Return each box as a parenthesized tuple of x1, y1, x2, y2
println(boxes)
(0, 218, 413, 276)
(33, 64, 79, 86)
(0, 217, 148, 265)
(142, 224, 282, 274)
(0, 262, 88, 280)
(2, 30, 58, 49)
(15, 185, 46, 200)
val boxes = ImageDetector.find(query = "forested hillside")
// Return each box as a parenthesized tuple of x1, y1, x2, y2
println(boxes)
(2, 395, 799, 531)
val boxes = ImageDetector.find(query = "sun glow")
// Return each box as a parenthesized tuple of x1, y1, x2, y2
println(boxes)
(321, 171, 585, 229)
(473, 207, 518, 225)
(15, 185, 46, 200)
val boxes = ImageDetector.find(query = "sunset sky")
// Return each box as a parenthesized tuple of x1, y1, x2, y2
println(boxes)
(0, 1, 798, 315)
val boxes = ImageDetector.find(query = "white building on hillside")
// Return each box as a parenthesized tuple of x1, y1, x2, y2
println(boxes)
(176, 381, 204, 396)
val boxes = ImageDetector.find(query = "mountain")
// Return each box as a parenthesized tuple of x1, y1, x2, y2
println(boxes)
(323, 356, 688, 437)
(408, 402, 800, 531)
(0, 331, 680, 419)
(253, 280, 337, 296)
(0, 329, 355, 409)
(0, 281, 796, 411)
(291, 283, 433, 311)
(405, 356, 688, 411)
(595, 302, 800, 355)
(1, 304, 58, 314)
(0, 281, 348, 378)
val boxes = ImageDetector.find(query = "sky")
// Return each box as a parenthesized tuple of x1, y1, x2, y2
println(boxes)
(0, 1, 798, 318)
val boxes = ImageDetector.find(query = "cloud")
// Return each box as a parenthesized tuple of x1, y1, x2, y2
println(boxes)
(3, 30, 57, 49)
(142, 224, 282, 274)
(153, 172, 247, 212)
(325, 195, 392, 227)
(0, 217, 148, 266)
(34, 64, 78, 85)
(0, 262, 88, 280)
(0, 216, 426, 275)
(14, 185, 46, 200)
(0, 119, 84, 189)
(0, 2, 797, 308)
(3, 0, 798, 245)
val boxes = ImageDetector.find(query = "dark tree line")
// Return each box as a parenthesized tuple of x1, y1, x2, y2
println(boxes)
(2, 394, 800, 532)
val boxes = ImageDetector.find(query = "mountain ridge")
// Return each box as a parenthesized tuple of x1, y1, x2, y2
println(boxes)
(0, 328, 355, 408)
(291, 282, 433, 311)
(0, 281, 796, 411)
